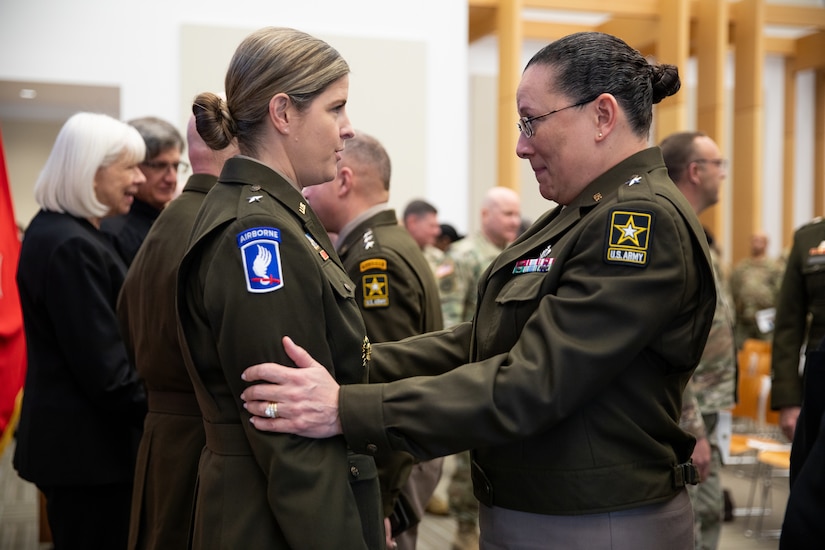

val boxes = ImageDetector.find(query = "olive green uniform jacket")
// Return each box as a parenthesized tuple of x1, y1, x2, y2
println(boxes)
(117, 174, 216, 550)
(341, 148, 716, 515)
(177, 158, 382, 549)
(336, 208, 443, 516)
(772, 217, 825, 409)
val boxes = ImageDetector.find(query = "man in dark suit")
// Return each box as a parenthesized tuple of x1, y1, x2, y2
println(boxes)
(117, 113, 236, 550)
(303, 132, 444, 549)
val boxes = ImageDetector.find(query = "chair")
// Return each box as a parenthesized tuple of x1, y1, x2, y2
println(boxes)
(721, 339, 790, 528)
(743, 447, 791, 539)
(725, 339, 784, 466)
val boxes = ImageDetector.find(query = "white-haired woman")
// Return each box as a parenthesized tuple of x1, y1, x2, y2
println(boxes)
(14, 112, 149, 549)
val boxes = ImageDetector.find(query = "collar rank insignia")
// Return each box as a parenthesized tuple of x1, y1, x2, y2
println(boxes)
(593, 192, 602, 202)
(625, 175, 642, 186)
(604, 209, 654, 268)
(299, 202, 306, 215)
(363, 229, 375, 250)
(248, 195, 263, 203)
(236, 227, 284, 293)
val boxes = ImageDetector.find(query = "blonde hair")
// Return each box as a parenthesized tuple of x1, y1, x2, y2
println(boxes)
(34, 112, 145, 218)
(193, 27, 349, 157)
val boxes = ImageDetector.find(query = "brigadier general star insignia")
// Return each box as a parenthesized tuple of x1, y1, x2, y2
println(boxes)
(248, 195, 263, 203)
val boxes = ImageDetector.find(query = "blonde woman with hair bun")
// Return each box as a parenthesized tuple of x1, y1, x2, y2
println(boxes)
(177, 27, 384, 549)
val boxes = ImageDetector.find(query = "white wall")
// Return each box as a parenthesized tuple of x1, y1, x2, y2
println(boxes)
(0, 0, 470, 229)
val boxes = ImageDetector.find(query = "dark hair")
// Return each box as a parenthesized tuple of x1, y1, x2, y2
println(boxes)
(659, 131, 707, 182)
(403, 199, 437, 220)
(193, 27, 349, 157)
(439, 224, 463, 243)
(128, 116, 185, 161)
(526, 32, 681, 137)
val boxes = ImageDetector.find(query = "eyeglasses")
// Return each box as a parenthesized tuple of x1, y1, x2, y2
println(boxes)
(517, 96, 598, 138)
(690, 158, 728, 169)
(141, 160, 190, 174)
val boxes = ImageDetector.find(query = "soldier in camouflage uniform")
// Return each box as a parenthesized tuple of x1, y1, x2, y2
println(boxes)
(729, 232, 784, 349)
(438, 186, 521, 550)
(661, 132, 737, 550)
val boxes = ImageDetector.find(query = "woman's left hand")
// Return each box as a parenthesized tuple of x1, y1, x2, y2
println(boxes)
(241, 336, 343, 438)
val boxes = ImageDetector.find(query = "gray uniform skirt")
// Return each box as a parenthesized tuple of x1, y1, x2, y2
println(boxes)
(479, 488, 693, 550)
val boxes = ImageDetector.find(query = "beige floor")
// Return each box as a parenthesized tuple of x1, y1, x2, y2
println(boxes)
(1, 441, 786, 550)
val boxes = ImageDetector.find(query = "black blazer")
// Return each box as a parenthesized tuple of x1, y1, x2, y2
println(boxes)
(14, 210, 146, 487)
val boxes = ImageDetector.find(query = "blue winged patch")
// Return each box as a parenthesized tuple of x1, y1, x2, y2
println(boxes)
(237, 227, 284, 293)
(604, 210, 654, 267)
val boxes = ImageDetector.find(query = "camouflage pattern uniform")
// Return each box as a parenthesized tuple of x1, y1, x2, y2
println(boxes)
(438, 233, 504, 542)
(440, 233, 503, 329)
(728, 256, 784, 349)
(680, 247, 736, 550)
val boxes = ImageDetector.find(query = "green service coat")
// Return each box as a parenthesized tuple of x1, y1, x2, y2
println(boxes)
(772, 217, 825, 409)
(336, 207, 443, 516)
(177, 157, 383, 549)
(340, 148, 716, 516)
(118, 174, 216, 550)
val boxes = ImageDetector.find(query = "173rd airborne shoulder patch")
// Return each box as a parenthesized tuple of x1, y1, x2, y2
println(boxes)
(604, 209, 654, 268)
(237, 226, 284, 293)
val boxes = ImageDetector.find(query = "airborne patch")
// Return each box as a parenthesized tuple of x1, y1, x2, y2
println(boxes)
(362, 273, 389, 308)
(237, 227, 284, 293)
(604, 210, 654, 267)
(360, 258, 387, 272)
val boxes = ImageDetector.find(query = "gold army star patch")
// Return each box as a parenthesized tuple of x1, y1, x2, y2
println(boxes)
(362, 274, 389, 308)
(604, 209, 653, 267)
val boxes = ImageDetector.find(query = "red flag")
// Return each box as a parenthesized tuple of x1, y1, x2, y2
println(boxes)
(0, 126, 26, 456)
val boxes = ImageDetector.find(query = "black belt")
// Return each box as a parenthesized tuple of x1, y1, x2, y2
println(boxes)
(673, 461, 699, 487)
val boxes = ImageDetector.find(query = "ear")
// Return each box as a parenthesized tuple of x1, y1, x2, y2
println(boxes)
(337, 166, 354, 197)
(686, 160, 703, 186)
(594, 93, 619, 140)
(269, 93, 291, 134)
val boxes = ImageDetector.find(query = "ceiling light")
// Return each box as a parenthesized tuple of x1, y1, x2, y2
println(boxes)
(19, 89, 37, 99)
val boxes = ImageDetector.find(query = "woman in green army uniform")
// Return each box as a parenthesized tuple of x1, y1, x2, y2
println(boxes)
(176, 27, 383, 549)
(240, 31, 717, 550)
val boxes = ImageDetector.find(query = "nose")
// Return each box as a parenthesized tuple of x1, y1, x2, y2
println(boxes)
(163, 166, 179, 181)
(134, 166, 147, 185)
(515, 133, 532, 159)
(340, 109, 355, 140)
